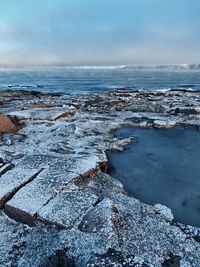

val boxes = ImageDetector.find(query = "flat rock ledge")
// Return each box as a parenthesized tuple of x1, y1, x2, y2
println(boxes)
(0, 88, 200, 267)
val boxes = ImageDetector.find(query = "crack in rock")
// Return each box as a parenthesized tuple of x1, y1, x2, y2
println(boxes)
(0, 168, 44, 209)
(0, 89, 200, 266)
(0, 162, 15, 177)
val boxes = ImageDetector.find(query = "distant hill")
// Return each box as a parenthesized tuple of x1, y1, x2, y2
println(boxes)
(123, 64, 200, 70)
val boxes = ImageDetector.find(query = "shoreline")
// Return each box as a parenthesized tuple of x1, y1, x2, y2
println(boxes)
(0, 88, 200, 266)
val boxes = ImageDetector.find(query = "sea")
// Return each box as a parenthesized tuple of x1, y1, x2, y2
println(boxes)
(0, 65, 200, 94)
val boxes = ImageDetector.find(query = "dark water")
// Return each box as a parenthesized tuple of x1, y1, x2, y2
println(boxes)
(0, 67, 200, 94)
(107, 127, 200, 227)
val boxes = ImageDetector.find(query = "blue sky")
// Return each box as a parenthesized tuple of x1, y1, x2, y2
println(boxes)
(0, 0, 199, 65)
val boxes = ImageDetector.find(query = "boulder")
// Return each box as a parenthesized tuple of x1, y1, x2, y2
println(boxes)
(153, 119, 176, 129)
(0, 113, 18, 134)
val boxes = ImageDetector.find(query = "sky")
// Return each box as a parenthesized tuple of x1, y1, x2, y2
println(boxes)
(0, 0, 200, 66)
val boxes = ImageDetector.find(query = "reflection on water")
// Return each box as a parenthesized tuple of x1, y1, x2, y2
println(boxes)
(107, 127, 200, 227)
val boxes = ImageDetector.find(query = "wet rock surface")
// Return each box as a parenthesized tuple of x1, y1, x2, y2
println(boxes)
(0, 88, 200, 266)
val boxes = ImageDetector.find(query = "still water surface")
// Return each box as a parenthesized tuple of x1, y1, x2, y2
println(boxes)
(107, 127, 200, 227)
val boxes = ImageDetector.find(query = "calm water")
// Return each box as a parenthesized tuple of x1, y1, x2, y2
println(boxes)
(0, 67, 200, 94)
(107, 127, 200, 227)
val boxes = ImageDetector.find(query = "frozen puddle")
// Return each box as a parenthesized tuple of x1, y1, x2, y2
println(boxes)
(107, 127, 200, 227)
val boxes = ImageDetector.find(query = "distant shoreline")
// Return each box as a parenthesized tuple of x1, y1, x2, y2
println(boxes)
(0, 63, 200, 71)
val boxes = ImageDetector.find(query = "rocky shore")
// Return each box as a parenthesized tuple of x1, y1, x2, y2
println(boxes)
(0, 88, 200, 267)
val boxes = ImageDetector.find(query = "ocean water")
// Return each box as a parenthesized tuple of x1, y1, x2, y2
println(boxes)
(0, 67, 200, 94)
(107, 127, 200, 227)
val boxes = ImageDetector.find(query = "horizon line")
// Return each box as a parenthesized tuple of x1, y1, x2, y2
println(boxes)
(0, 63, 199, 69)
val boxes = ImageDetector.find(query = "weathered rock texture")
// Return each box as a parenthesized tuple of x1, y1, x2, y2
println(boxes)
(0, 88, 200, 267)
(0, 113, 18, 133)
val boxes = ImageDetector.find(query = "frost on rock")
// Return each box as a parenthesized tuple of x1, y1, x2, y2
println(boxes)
(78, 198, 118, 234)
(153, 119, 177, 128)
(154, 203, 174, 222)
(0, 160, 44, 209)
(4, 154, 102, 226)
(38, 191, 98, 228)
(0, 89, 200, 266)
